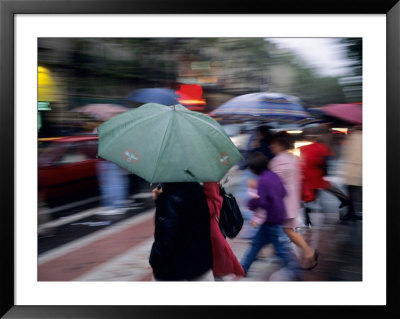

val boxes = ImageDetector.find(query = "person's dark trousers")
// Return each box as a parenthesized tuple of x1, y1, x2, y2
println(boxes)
(303, 185, 350, 225)
(348, 185, 362, 213)
(340, 185, 362, 221)
(304, 206, 312, 226)
(325, 184, 363, 220)
(325, 184, 350, 208)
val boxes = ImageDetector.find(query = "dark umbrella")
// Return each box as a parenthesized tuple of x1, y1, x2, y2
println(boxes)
(210, 92, 317, 125)
(306, 107, 326, 118)
(126, 88, 181, 106)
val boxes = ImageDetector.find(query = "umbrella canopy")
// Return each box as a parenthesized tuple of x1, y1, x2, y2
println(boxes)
(211, 92, 315, 124)
(72, 104, 129, 121)
(98, 103, 242, 183)
(306, 107, 326, 118)
(320, 103, 362, 125)
(126, 88, 181, 106)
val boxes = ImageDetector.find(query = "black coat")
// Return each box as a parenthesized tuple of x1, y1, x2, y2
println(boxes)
(149, 182, 213, 281)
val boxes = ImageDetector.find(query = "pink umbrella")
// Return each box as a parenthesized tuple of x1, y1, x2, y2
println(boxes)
(321, 103, 362, 125)
(72, 104, 129, 121)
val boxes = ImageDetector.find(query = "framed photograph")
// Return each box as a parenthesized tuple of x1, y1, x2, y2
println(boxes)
(1, 0, 399, 318)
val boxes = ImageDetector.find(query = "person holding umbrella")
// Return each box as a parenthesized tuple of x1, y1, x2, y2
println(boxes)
(97, 103, 243, 281)
(150, 183, 213, 281)
(151, 181, 245, 281)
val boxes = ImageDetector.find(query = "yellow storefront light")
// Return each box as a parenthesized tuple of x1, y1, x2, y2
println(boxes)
(38, 66, 58, 102)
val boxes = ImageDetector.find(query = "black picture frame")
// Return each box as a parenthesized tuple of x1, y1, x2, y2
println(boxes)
(1, 0, 399, 318)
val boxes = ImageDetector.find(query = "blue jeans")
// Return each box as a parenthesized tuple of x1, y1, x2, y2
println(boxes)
(97, 161, 128, 209)
(241, 223, 300, 276)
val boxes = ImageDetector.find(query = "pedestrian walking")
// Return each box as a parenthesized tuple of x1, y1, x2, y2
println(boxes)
(96, 160, 131, 215)
(239, 124, 274, 170)
(96, 103, 243, 280)
(202, 182, 245, 280)
(299, 126, 350, 226)
(150, 182, 213, 281)
(237, 125, 274, 239)
(339, 126, 363, 221)
(240, 152, 301, 279)
(95, 121, 137, 215)
(269, 131, 318, 270)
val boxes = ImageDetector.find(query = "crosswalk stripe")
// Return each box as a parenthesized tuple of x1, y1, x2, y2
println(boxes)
(39, 207, 101, 230)
(38, 208, 155, 265)
(45, 196, 101, 214)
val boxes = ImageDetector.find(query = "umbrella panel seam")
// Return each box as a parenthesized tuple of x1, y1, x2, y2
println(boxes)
(99, 108, 169, 157)
(149, 110, 175, 183)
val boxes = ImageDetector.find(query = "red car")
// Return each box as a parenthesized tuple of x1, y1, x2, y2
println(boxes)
(38, 136, 100, 206)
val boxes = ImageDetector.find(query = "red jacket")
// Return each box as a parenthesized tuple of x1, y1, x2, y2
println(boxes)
(203, 182, 245, 278)
(299, 142, 334, 202)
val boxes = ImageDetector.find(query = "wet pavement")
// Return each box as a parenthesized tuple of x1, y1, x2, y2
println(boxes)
(38, 196, 154, 254)
(38, 166, 362, 282)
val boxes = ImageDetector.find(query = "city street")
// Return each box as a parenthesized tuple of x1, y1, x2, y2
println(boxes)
(38, 178, 155, 254)
(38, 166, 362, 282)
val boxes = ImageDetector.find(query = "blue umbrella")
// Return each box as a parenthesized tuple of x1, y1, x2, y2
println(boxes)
(126, 88, 179, 106)
(211, 92, 316, 124)
(306, 107, 326, 118)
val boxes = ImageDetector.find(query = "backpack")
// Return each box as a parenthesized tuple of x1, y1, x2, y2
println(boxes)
(218, 186, 244, 239)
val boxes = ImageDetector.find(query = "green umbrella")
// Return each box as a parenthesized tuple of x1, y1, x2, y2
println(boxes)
(98, 103, 242, 183)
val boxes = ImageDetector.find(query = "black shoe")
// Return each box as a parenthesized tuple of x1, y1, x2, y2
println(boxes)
(304, 218, 312, 227)
(340, 213, 362, 221)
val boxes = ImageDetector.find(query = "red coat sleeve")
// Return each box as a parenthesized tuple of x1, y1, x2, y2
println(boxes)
(203, 182, 223, 219)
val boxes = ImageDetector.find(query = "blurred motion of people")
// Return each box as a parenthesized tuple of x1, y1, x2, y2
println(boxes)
(202, 182, 245, 280)
(150, 182, 213, 281)
(239, 125, 274, 170)
(237, 125, 274, 239)
(240, 152, 301, 280)
(339, 126, 362, 220)
(269, 132, 318, 270)
(96, 159, 130, 215)
(299, 125, 351, 226)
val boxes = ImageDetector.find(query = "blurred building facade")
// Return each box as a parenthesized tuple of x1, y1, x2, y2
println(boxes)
(38, 38, 360, 137)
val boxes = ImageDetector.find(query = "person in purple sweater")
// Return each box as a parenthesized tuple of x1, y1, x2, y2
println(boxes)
(240, 152, 301, 279)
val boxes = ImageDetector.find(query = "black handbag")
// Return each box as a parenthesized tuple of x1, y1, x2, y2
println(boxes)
(218, 186, 244, 239)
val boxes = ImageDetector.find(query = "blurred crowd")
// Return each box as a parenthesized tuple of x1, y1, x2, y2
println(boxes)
(226, 123, 362, 280)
